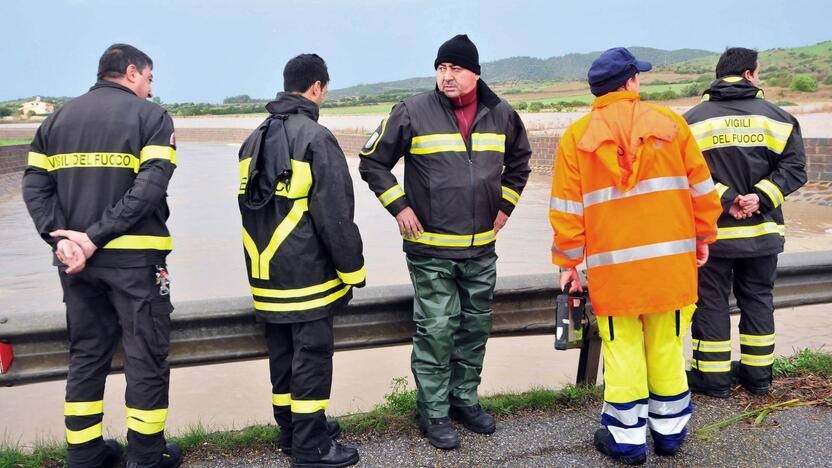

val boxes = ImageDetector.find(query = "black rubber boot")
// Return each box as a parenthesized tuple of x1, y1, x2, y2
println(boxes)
(98, 439, 123, 468)
(280, 420, 342, 455)
(126, 443, 182, 468)
(686, 370, 731, 398)
(732, 361, 770, 395)
(417, 414, 460, 449)
(449, 404, 496, 434)
(594, 428, 646, 465)
(292, 440, 359, 468)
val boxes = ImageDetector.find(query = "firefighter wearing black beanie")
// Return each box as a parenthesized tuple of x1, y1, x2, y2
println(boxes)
(434, 34, 481, 74)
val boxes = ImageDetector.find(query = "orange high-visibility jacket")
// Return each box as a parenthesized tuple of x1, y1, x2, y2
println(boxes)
(549, 91, 721, 316)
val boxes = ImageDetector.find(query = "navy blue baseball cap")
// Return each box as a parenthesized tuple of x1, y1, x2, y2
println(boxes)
(587, 47, 652, 97)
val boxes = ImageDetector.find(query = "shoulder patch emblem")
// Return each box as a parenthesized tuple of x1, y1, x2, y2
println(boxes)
(364, 131, 379, 150)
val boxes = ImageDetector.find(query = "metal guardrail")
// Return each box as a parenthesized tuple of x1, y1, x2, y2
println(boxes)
(2, 250, 832, 387)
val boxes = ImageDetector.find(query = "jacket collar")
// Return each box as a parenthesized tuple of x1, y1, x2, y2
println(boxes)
(579, 90, 678, 192)
(89, 80, 138, 96)
(265, 92, 320, 121)
(701, 76, 764, 102)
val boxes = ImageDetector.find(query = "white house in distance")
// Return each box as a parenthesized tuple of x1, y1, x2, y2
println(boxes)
(19, 97, 55, 116)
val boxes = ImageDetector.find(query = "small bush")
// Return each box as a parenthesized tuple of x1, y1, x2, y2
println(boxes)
(528, 102, 543, 113)
(791, 75, 818, 92)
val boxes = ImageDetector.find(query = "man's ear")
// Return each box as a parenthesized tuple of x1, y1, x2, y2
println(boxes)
(125, 64, 138, 83)
(742, 69, 753, 81)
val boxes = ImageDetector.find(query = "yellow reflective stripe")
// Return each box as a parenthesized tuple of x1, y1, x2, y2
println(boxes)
(410, 133, 466, 155)
(404, 230, 496, 247)
(717, 222, 784, 240)
(690, 360, 732, 372)
(739, 333, 776, 346)
(360, 115, 389, 156)
(337, 266, 366, 285)
(32, 152, 140, 172)
(126, 407, 167, 435)
(253, 285, 352, 312)
(251, 278, 343, 299)
(272, 393, 291, 407)
(64, 400, 104, 416)
(502, 186, 520, 206)
(66, 422, 103, 444)
(140, 145, 177, 165)
(689, 115, 793, 155)
(471, 133, 506, 153)
(379, 184, 405, 207)
(244, 198, 309, 281)
(715, 182, 729, 198)
(740, 353, 775, 366)
(102, 235, 173, 250)
(127, 418, 165, 435)
(276, 160, 313, 199)
(28, 151, 50, 170)
(473, 230, 497, 246)
(754, 179, 784, 208)
(242, 228, 261, 278)
(692, 339, 732, 352)
(291, 399, 329, 414)
(239, 157, 252, 194)
(722, 76, 744, 83)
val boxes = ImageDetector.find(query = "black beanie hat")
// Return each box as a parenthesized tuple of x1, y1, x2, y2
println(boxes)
(434, 34, 481, 75)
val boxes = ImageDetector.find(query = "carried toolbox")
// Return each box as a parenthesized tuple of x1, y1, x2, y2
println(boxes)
(554, 282, 588, 350)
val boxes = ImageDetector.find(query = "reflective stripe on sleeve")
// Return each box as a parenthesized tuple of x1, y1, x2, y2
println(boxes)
(754, 179, 784, 208)
(337, 266, 366, 285)
(378, 184, 405, 207)
(140, 145, 177, 165)
(502, 186, 520, 206)
(549, 197, 583, 216)
(690, 178, 716, 197)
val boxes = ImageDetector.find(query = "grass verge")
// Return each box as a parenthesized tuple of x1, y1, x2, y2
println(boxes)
(2, 349, 828, 466)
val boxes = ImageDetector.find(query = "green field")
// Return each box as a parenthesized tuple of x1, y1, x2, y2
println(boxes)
(0, 138, 31, 146)
(320, 102, 396, 115)
(513, 82, 694, 106)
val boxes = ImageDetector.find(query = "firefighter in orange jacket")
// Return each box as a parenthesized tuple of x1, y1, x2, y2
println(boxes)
(549, 48, 721, 465)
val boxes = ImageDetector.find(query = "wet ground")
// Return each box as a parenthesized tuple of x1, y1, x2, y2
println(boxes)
(2, 142, 831, 318)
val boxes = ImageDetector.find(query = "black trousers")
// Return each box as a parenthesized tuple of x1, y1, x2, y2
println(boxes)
(59, 265, 172, 467)
(692, 255, 778, 390)
(265, 315, 334, 457)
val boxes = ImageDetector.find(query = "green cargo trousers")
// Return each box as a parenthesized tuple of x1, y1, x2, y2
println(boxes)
(406, 253, 497, 418)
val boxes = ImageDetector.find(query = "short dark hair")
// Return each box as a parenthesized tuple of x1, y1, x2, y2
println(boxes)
(97, 43, 153, 80)
(715, 47, 758, 79)
(283, 54, 330, 93)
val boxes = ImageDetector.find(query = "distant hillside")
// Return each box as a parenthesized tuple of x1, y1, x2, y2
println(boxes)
(661, 40, 832, 79)
(328, 46, 715, 100)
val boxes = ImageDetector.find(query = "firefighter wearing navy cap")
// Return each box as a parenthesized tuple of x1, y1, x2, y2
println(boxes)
(359, 34, 532, 449)
(551, 47, 721, 465)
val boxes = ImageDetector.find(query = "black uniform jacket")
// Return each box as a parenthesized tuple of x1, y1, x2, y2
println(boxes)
(238, 93, 365, 324)
(358, 80, 532, 259)
(23, 81, 176, 267)
(684, 77, 807, 258)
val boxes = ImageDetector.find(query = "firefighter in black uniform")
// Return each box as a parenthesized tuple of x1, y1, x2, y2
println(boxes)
(22, 44, 181, 468)
(684, 47, 807, 397)
(237, 54, 364, 468)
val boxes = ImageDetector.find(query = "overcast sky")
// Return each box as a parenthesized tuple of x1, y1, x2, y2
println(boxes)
(1, 0, 830, 103)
